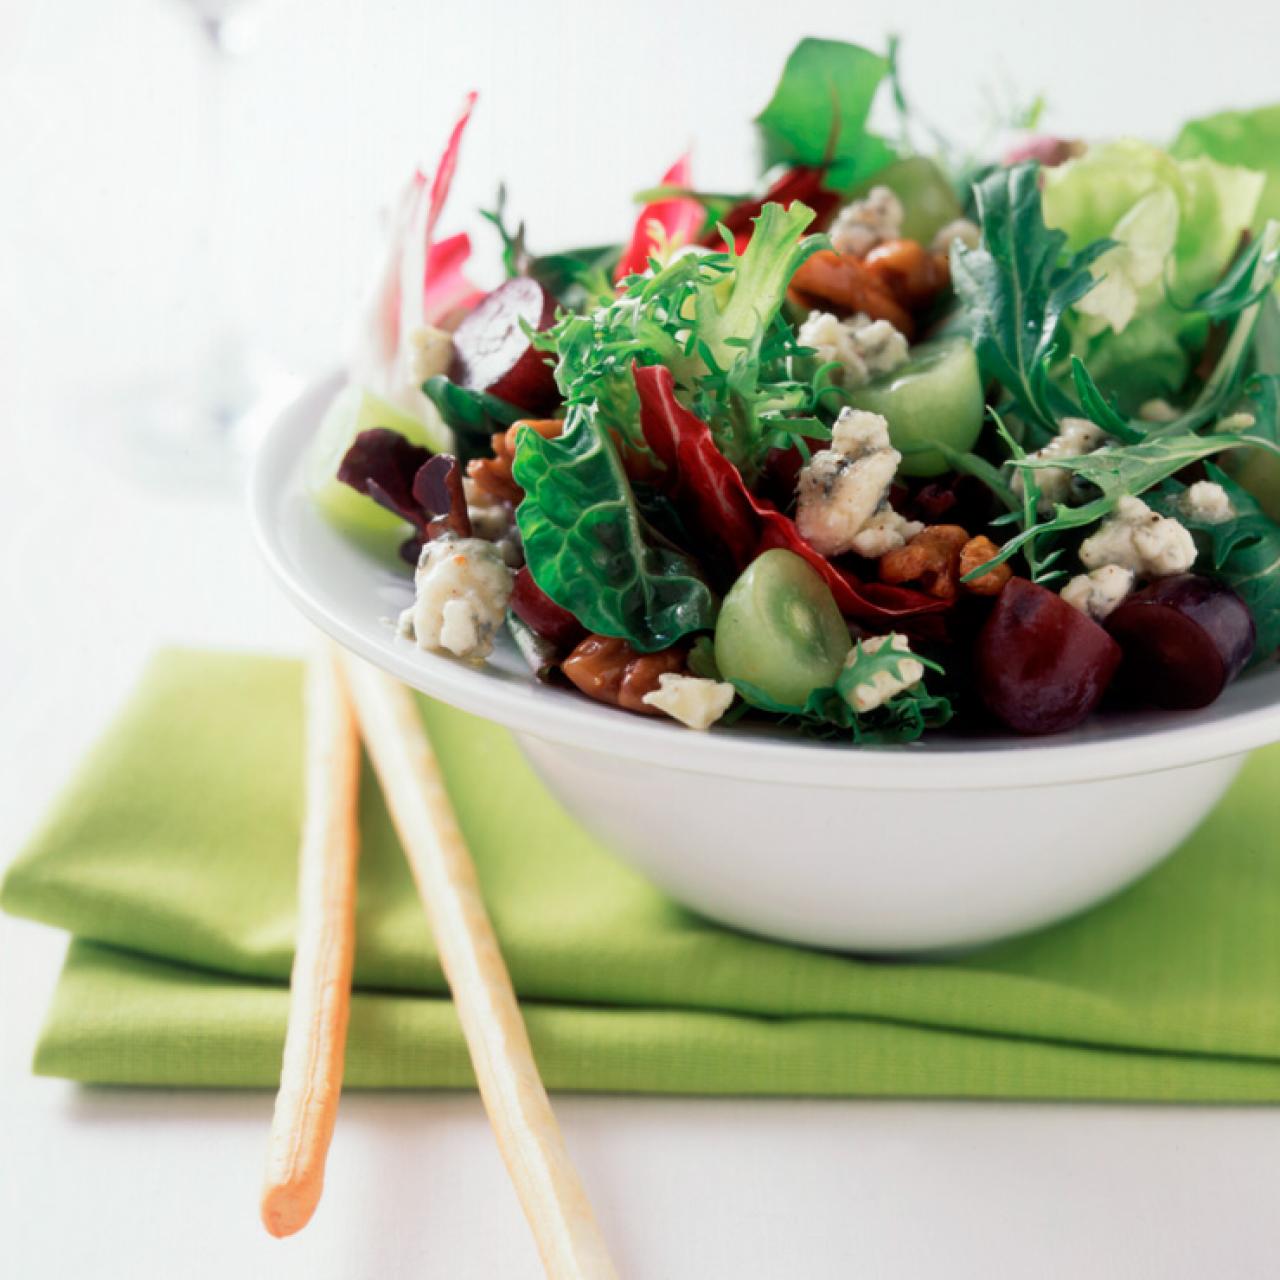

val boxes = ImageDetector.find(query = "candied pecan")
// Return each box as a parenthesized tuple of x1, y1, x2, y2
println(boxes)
(562, 635, 685, 715)
(864, 239, 951, 310)
(879, 525, 970, 600)
(957, 535, 1012, 596)
(466, 418, 563, 505)
(788, 250, 916, 336)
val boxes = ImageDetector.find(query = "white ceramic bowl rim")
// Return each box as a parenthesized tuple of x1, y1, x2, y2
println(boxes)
(250, 375, 1280, 793)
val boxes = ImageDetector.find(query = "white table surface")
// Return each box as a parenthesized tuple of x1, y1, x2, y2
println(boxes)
(5, 0, 1280, 1275)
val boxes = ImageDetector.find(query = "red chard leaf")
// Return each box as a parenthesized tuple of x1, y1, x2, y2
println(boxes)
(633, 363, 947, 626)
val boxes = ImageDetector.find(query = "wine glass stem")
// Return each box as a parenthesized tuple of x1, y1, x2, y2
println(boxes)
(192, 25, 249, 430)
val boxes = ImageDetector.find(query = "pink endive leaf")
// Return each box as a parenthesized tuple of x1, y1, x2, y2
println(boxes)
(423, 231, 485, 328)
(356, 170, 428, 378)
(615, 154, 705, 281)
(400, 92, 481, 340)
(425, 91, 476, 245)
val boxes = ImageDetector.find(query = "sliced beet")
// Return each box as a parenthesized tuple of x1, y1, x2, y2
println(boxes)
(510, 567, 586, 649)
(1105, 574, 1255, 710)
(449, 277, 559, 413)
(975, 577, 1122, 735)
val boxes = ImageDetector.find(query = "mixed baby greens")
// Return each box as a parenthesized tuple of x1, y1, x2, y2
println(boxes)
(313, 37, 1280, 744)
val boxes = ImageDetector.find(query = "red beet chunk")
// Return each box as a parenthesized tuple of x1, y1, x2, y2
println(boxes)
(510, 567, 585, 649)
(975, 578, 1122, 735)
(449, 277, 559, 412)
(1105, 574, 1255, 710)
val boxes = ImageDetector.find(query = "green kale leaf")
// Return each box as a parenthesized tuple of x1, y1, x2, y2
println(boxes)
(512, 406, 716, 652)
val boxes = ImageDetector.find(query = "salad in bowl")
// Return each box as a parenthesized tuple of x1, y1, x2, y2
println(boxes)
(306, 38, 1280, 749)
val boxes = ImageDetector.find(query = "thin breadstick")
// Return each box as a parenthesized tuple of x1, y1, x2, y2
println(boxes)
(261, 646, 363, 1238)
(338, 654, 618, 1280)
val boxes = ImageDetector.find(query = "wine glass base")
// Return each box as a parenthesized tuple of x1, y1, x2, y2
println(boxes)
(77, 362, 304, 496)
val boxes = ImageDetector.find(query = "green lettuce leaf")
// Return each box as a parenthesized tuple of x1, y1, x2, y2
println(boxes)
(512, 406, 716, 653)
(755, 38, 897, 190)
(1173, 105, 1280, 231)
(1041, 139, 1264, 405)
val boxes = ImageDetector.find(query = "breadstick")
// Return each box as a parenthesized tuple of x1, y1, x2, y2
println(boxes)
(261, 646, 362, 1238)
(339, 654, 618, 1279)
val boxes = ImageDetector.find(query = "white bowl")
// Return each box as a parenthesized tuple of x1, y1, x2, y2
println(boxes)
(250, 376, 1280, 953)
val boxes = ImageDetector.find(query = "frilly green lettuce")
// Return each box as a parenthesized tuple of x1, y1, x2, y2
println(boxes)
(1041, 139, 1264, 406)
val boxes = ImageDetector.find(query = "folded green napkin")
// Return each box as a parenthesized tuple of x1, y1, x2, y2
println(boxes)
(7, 650, 1280, 1099)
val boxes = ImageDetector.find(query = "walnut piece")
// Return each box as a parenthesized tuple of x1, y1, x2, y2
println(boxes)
(788, 250, 915, 335)
(957, 536, 1013, 596)
(880, 527, 1012, 599)
(878, 525, 970, 599)
(466, 418, 563, 506)
(562, 635, 686, 715)
(788, 238, 952, 338)
(863, 238, 951, 309)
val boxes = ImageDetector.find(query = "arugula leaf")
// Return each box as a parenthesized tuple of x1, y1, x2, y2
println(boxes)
(1070, 356, 1143, 442)
(1167, 232, 1279, 319)
(1167, 220, 1280, 433)
(989, 412, 1066, 583)
(932, 441, 1019, 512)
(1257, 292, 1280, 375)
(754, 38, 897, 191)
(531, 244, 621, 309)
(512, 405, 716, 653)
(951, 163, 1111, 436)
(476, 185, 620, 305)
(479, 184, 526, 279)
(1245, 372, 1280, 445)
(969, 429, 1280, 577)
(954, 192, 1280, 581)
(1152, 464, 1280, 658)
(731, 642, 952, 745)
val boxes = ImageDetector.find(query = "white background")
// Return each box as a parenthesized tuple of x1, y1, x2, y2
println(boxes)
(4, 1, 1280, 1276)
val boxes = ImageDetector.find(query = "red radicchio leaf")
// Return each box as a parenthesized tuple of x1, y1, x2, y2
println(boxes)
(337, 428, 432, 527)
(615, 154, 706, 282)
(701, 166, 843, 255)
(633, 365, 758, 576)
(337, 429, 470, 564)
(632, 364, 948, 627)
(510, 567, 586, 648)
(413, 453, 473, 541)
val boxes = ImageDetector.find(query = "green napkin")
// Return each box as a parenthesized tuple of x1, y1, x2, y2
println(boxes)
(7, 650, 1280, 1099)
